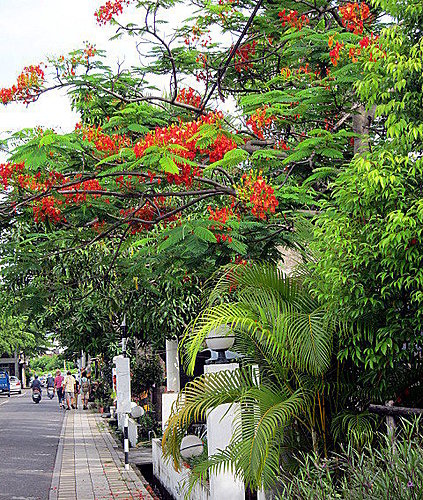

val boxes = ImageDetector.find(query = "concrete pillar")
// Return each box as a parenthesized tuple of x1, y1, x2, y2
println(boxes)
(166, 339, 180, 393)
(14, 351, 18, 378)
(21, 363, 27, 388)
(162, 340, 181, 431)
(81, 351, 86, 370)
(205, 362, 245, 500)
(113, 355, 132, 429)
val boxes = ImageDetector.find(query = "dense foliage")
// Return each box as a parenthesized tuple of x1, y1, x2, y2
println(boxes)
(312, 0, 423, 398)
(280, 418, 423, 499)
(1, 0, 423, 496)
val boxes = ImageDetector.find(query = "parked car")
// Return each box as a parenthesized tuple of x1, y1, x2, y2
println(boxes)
(9, 376, 22, 394)
(0, 371, 10, 397)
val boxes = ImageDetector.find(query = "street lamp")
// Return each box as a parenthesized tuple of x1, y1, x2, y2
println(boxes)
(205, 325, 235, 364)
(121, 315, 128, 356)
(180, 434, 204, 459)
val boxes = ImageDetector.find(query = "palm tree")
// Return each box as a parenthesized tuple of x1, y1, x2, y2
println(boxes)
(162, 262, 340, 493)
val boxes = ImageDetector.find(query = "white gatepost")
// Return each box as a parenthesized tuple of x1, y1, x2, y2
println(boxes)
(113, 355, 132, 429)
(166, 339, 180, 393)
(205, 362, 245, 500)
(162, 339, 180, 431)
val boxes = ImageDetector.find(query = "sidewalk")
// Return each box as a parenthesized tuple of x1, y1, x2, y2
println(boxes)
(49, 409, 154, 500)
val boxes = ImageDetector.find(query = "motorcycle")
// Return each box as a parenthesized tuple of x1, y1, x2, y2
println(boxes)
(47, 386, 55, 400)
(32, 387, 42, 404)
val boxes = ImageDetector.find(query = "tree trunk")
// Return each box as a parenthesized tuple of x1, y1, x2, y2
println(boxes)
(353, 104, 376, 154)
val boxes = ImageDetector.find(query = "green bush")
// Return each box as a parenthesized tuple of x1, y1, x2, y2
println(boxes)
(131, 355, 164, 395)
(279, 419, 423, 500)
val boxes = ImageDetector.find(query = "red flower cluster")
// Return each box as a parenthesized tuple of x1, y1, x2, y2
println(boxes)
(134, 112, 237, 184)
(0, 65, 45, 105)
(339, 2, 371, 35)
(207, 134, 238, 163)
(166, 164, 201, 187)
(176, 88, 202, 108)
(278, 9, 310, 30)
(235, 41, 257, 72)
(95, 0, 132, 24)
(0, 162, 25, 188)
(76, 123, 131, 156)
(330, 31, 383, 66)
(328, 36, 344, 66)
(276, 140, 290, 151)
(208, 205, 233, 225)
(246, 105, 275, 139)
(238, 172, 278, 219)
(33, 196, 64, 224)
(60, 178, 103, 204)
(358, 34, 384, 62)
(207, 205, 235, 243)
(83, 43, 97, 62)
(120, 200, 178, 233)
(1, 161, 108, 224)
(280, 63, 309, 79)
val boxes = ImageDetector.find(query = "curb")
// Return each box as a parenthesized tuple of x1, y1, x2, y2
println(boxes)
(49, 411, 68, 500)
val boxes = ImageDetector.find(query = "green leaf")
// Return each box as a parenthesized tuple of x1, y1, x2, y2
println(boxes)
(194, 226, 217, 243)
(159, 156, 179, 174)
(127, 123, 150, 134)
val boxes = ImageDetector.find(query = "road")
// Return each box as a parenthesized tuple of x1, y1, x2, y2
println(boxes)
(0, 389, 64, 500)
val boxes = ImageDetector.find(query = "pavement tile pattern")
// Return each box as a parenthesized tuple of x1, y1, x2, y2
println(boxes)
(49, 410, 153, 500)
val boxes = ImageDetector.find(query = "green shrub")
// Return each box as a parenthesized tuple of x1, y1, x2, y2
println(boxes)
(279, 418, 423, 499)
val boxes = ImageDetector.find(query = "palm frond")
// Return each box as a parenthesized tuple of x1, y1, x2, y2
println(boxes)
(162, 367, 255, 467)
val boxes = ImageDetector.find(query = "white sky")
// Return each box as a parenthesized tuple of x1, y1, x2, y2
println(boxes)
(0, 1, 143, 136)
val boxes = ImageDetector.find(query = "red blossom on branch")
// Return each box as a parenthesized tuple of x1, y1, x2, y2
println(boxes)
(237, 172, 278, 220)
(95, 0, 132, 24)
(339, 2, 370, 35)
(176, 88, 202, 108)
(246, 105, 275, 139)
(134, 112, 238, 184)
(235, 42, 257, 72)
(76, 123, 131, 156)
(0, 65, 45, 105)
(278, 9, 310, 31)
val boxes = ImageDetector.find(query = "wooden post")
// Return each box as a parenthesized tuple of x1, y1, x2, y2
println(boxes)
(385, 400, 396, 444)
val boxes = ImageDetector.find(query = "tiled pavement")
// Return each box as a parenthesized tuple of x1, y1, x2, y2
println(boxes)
(49, 410, 153, 500)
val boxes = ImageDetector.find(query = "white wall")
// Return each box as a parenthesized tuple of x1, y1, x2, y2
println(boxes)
(152, 439, 210, 500)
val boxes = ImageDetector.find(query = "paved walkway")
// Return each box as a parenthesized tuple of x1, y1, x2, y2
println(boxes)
(49, 410, 154, 500)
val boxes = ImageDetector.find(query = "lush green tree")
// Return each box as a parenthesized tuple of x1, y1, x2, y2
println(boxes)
(0, 0, 388, 361)
(312, 0, 423, 401)
(0, 0, 384, 254)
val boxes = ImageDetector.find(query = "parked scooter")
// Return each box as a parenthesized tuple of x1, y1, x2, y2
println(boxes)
(47, 386, 55, 399)
(32, 387, 42, 404)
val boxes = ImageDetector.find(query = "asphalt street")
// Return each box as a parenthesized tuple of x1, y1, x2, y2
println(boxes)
(0, 389, 64, 500)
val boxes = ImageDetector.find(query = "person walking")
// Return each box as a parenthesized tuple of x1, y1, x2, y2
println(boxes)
(80, 372, 90, 410)
(63, 371, 76, 410)
(46, 373, 54, 389)
(54, 370, 64, 408)
(74, 377, 80, 409)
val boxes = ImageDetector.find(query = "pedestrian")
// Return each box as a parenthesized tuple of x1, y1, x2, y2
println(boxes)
(46, 373, 54, 389)
(74, 377, 80, 409)
(63, 371, 76, 410)
(80, 371, 90, 410)
(54, 370, 64, 408)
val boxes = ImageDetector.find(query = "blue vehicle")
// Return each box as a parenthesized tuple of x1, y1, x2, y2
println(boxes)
(0, 371, 10, 397)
